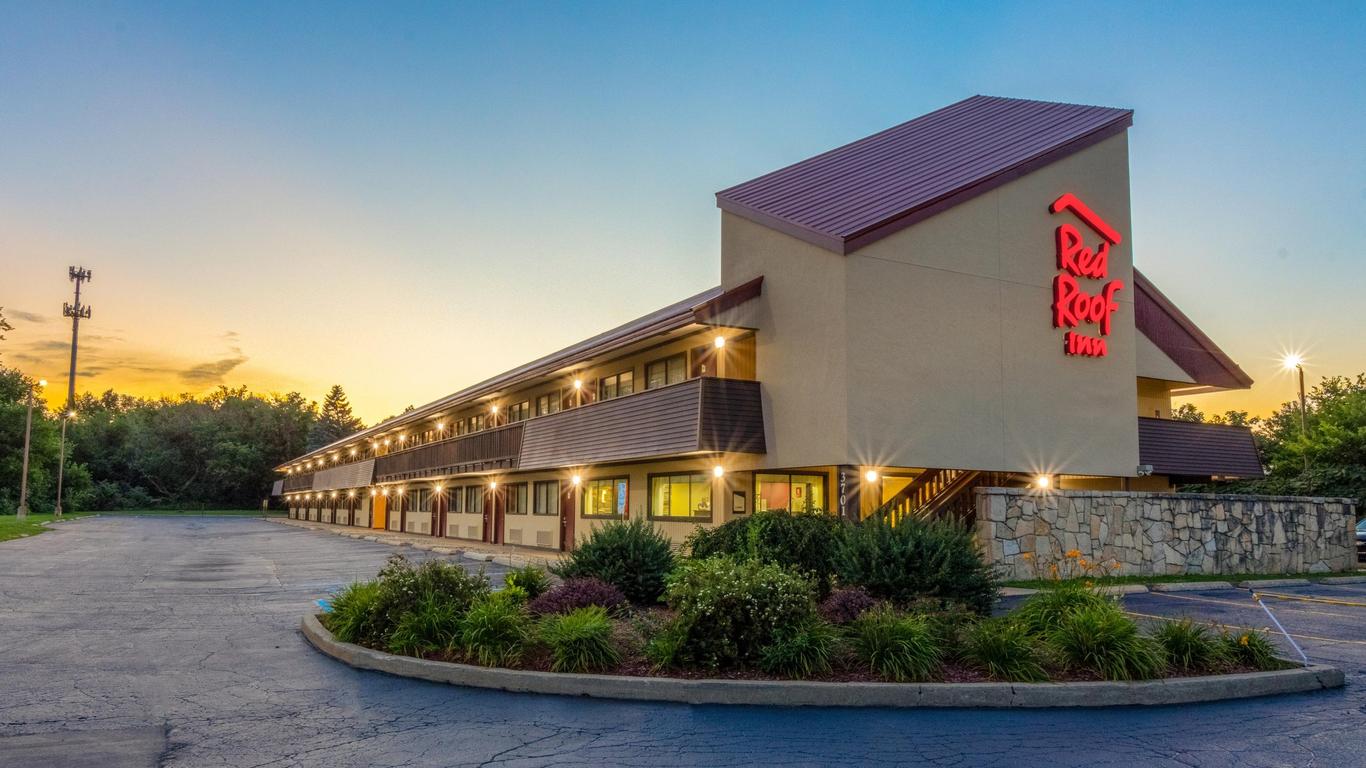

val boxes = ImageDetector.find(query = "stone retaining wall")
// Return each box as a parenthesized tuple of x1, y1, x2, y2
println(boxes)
(975, 488, 1357, 580)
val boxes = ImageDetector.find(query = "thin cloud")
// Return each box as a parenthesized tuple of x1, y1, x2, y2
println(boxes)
(180, 354, 249, 385)
(6, 309, 49, 323)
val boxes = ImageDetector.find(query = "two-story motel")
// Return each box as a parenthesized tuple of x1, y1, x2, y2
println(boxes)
(275, 95, 1264, 553)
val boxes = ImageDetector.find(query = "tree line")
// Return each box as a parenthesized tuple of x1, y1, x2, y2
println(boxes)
(1174, 374, 1366, 508)
(0, 361, 365, 512)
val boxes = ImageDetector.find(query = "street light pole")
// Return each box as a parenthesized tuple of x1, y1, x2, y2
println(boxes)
(16, 378, 47, 519)
(1283, 354, 1310, 475)
(55, 411, 73, 518)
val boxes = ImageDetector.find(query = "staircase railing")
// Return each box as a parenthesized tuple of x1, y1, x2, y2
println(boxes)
(873, 469, 1015, 525)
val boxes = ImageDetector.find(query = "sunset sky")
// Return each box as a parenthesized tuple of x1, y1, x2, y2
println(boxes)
(3, 2, 1363, 424)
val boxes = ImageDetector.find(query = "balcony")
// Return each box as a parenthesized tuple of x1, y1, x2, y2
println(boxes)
(368, 377, 765, 484)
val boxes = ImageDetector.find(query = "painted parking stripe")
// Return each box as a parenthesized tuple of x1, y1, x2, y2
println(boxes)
(1142, 590, 1362, 620)
(1122, 609, 1366, 647)
(1253, 591, 1366, 608)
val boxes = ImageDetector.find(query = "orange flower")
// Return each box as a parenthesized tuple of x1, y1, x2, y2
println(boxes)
(1066, 549, 1082, 558)
(1021, 552, 1034, 560)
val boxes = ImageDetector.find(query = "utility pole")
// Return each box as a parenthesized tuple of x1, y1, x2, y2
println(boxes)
(16, 379, 47, 519)
(63, 267, 93, 411)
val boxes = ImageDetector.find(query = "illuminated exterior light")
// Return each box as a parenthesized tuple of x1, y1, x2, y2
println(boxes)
(349, 447, 357, 456)
(381, 488, 389, 496)
(573, 379, 582, 390)
(437, 422, 445, 432)
(713, 335, 726, 349)
(434, 484, 444, 493)
(347, 490, 356, 498)
(490, 404, 499, 414)
(712, 465, 725, 478)
(864, 470, 880, 483)
(37, 379, 47, 388)
(571, 474, 581, 486)
(489, 480, 498, 489)
(383, 439, 391, 447)
(399, 434, 407, 442)
(330, 491, 338, 499)
(1036, 475, 1052, 489)
(1282, 354, 1304, 371)
(370, 488, 377, 497)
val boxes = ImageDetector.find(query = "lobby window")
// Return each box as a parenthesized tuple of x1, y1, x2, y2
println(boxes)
(535, 392, 561, 417)
(469, 413, 486, 432)
(464, 486, 484, 517)
(533, 480, 560, 516)
(755, 473, 826, 514)
(645, 354, 687, 390)
(598, 369, 634, 401)
(506, 400, 530, 423)
(582, 477, 628, 518)
(649, 473, 712, 521)
(505, 483, 528, 515)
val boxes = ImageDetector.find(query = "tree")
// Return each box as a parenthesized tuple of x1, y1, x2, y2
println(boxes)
(0, 307, 13, 355)
(307, 385, 364, 451)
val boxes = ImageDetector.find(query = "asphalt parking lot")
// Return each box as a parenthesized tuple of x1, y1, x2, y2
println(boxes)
(0, 516, 1362, 768)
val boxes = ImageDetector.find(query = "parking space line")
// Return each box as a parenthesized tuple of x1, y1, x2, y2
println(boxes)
(1253, 591, 1366, 608)
(1143, 590, 1362, 620)
(1122, 608, 1366, 647)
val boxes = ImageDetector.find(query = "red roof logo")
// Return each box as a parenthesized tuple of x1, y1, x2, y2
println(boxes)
(1050, 193, 1124, 357)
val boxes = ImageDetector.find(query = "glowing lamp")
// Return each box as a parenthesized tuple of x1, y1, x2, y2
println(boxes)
(864, 470, 880, 483)
(570, 474, 582, 486)
(1035, 475, 1052, 489)
(713, 335, 726, 349)
(712, 465, 725, 478)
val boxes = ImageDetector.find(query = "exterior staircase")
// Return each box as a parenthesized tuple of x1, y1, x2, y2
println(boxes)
(873, 469, 1015, 525)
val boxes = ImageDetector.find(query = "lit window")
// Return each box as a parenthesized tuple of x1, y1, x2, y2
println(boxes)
(464, 486, 484, 516)
(650, 474, 712, 520)
(755, 473, 826, 514)
(506, 401, 530, 423)
(582, 477, 628, 518)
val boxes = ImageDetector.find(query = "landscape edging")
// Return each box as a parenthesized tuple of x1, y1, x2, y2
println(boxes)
(300, 613, 1344, 708)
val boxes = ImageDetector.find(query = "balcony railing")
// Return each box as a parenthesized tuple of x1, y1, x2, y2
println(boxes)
(318, 377, 766, 486)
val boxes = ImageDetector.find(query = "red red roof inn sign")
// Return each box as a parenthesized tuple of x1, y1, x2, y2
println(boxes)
(1050, 193, 1123, 358)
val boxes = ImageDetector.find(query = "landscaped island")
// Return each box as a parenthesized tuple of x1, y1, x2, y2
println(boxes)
(318, 513, 1295, 687)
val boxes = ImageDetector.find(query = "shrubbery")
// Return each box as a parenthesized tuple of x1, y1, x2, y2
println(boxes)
(555, 519, 675, 605)
(759, 620, 842, 678)
(834, 516, 999, 615)
(1155, 619, 1227, 673)
(503, 565, 552, 600)
(1048, 603, 1165, 681)
(1221, 628, 1283, 671)
(659, 556, 818, 669)
(537, 606, 620, 673)
(461, 595, 529, 667)
(850, 606, 941, 682)
(818, 586, 878, 625)
(527, 577, 627, 616)
(961, 618, 1047, 682)
(685, 510, 847, 594)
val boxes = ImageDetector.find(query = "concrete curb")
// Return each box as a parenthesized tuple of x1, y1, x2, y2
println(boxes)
(301, 614, 1344, 709)
(1238, 579, 1312, 589)
(1149, 581, 1236, 592)
(999, 587, 1039, 597)
(1096, 584, 1149, 596)
(1316, 575, 1366, 585)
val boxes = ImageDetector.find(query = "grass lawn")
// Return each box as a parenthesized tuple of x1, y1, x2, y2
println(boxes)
(94, 509, 286, 517)
(0, 513, 92, 543)
(1004, 570, 1364, 589)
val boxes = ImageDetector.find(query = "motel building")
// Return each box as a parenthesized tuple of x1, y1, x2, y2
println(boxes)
(276, 96, 1354, 575)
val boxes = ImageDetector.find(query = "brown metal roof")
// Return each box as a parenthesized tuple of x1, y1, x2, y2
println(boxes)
(716, 95, 1134, 254)
(1138, 417, 1264, 478)
(1134, 270, 1254, 390)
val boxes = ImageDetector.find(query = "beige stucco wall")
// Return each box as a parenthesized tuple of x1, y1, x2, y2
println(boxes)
(722, 132, 1143, 478)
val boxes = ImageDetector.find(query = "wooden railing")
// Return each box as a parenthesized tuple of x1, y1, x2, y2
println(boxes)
(873, 469, 1020, 525)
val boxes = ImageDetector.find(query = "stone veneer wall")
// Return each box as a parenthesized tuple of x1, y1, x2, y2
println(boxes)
(975, 488, 1357, 580)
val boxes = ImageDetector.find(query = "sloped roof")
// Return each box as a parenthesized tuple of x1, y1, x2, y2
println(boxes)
(1134, 270, 1254, 390)
(716, 95, 1133, 254)
(1138, 417, 1264, 478)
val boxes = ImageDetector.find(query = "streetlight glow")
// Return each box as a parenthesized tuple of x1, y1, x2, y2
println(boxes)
(1282, 354, 1304, 371)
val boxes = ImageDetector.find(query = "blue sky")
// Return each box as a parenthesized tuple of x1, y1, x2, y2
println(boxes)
(3, 1, 1363, 420)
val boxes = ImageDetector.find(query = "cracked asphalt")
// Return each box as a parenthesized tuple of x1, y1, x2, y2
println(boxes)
(1, 516, 1363, 768)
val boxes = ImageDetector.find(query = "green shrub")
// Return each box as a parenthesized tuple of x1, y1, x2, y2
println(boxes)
(367, 556, 491, 647)
(387, 590, 463, 656)
(1013, 582, 1111, 637)
(1221, 628, 1284, 671)
(850, 606, 941, 682)
(759, 620, 842, 678)
(663, 557, 818, 669)
(460, 595, 529, 667)
(537, 606, 621, 673)
(961, 618, 1047, 682)
(555, 519, 675, 605)
(686, 511, 848, 594)
(834, 517, 998, 615)
(1155, 619, 1228, 673)
(497, 584, 529, 605)
(1049, 603, 1164, 681)
(504, 565, 552, 600)
(906, 598, 979, 658)
(643, 620, 688, 669)
(324, 580, 384, 644)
